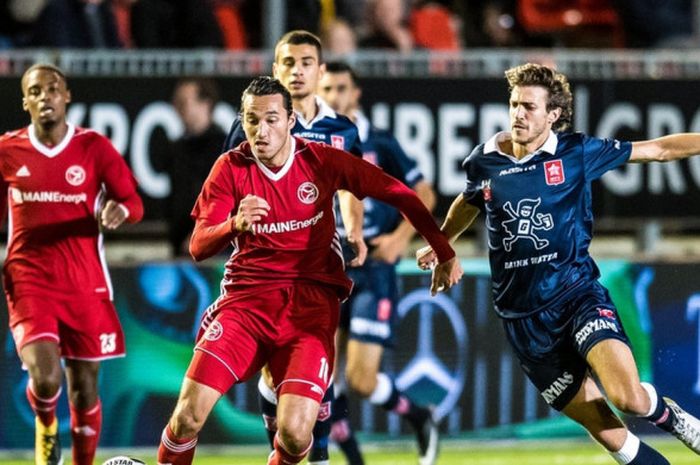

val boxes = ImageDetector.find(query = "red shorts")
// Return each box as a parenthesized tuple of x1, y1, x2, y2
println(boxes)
(187, 283, 339, 403)
(7, 291, 125, 360)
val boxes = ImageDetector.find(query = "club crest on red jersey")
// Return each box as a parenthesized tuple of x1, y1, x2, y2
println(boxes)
(330, 135, 345, 149)
(66, 165, 86, 186)
(543, 160, 565, 186)
(297, 181, 319, 204)
(204, 321, 223, 341)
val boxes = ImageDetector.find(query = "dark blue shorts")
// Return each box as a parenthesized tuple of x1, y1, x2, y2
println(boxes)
(340, 260, 398, 347)
(503, 282, 631, 411)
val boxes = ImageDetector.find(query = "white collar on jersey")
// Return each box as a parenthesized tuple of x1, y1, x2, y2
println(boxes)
(295, 96, 337, 128)
(353, 110, 371, 143)
(254, 137, 297, 181)
(28, 123, 75, 158)
(484, 130, 558, 164)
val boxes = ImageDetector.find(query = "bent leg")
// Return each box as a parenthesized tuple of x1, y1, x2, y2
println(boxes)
(158, 377, 221, 465)
(562, 376, 669, 464)
(65, 359, 101, 465)
(269, 393, 318, 464)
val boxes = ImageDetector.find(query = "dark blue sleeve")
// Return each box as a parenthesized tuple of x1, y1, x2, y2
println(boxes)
(374, 130, 422, 187)
(582, 134, 632, 181)
(461, 145, 485, 209)
(222, 116, 246, 152)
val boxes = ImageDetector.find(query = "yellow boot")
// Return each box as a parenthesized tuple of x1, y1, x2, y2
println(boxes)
(35, 417, 63, 465)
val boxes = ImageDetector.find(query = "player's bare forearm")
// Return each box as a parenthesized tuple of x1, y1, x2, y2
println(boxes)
(442, 194, 480, 242)
(339, 189, 367, 266)
(189, 218, 236, 261)
(630, 133, 700, 163)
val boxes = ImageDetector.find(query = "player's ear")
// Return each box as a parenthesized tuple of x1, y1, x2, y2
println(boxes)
(288, 110, 296, 130)
(22, 96, 28, 112)
(272, 62, 279, 79)
(548, 107, 561, 125)
(65, 89, 72, 104)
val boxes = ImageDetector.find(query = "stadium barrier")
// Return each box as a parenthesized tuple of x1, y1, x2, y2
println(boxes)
(1, 258, 699, 447)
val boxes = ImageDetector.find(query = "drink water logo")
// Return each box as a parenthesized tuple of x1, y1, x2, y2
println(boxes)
(501, 197, 553, 252)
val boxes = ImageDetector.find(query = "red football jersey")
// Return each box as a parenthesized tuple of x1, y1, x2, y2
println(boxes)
(0, 124, 143, 299)
(191, 137, 453, 300)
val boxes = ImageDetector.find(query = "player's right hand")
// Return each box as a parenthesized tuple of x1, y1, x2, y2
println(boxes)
(346, 233, 368, 267)
(416, 245, 437, 270)
(234, 194, 270, 233)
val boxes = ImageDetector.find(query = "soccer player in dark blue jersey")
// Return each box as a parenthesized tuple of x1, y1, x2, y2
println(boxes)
(222, 30, 367, 465)
(318, 61, 439, 465)
(418, 63, 700, 465)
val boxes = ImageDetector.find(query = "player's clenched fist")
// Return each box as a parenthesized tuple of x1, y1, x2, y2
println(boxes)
(416, 245, 437, 271)
(233, 194, 270, 233)
(101, 199, 128, 230)
(430, 256, 463, 296)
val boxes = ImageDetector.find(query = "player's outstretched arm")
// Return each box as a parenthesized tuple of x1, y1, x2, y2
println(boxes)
(630, 133, 700, 163)
(417, 194, 480, 270)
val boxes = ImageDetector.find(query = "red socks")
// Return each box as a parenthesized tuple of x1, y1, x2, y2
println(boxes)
(157, 424, 198, 465)
(267, 433, 312, 465)
(26, 380, 60, 427)
(70, 400, 102, 465)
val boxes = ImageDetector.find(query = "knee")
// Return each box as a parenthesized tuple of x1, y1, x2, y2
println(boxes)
(277, 418, 313, 454)
(607, 386, 649, 415)
(29, 369, 63, 398)
(345, 365, 377, 398)
(170, 402, 207, 438)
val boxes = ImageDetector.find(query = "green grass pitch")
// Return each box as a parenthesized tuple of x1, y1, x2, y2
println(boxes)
(0, 438, 696, 465)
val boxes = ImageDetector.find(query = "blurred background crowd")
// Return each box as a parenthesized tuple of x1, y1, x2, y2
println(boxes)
(1, 0, 698, 52)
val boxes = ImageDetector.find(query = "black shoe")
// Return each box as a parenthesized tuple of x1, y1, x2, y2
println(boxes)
(411, 407, 439, 465)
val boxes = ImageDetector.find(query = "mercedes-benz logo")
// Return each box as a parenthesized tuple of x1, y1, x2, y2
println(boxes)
(297, 182, 319, 204)
(396, 289, 468, 421)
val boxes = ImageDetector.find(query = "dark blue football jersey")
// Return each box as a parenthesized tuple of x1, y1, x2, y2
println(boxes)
(462, 131, 632, 318)
(222, 96, 362, 156)
(335, 111, 424, 242)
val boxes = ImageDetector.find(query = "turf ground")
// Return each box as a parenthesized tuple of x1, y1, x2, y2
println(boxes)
(0, 439, 696, 465)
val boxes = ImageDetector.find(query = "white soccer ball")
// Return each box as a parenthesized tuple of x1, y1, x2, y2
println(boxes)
(101, 457, 146, 465)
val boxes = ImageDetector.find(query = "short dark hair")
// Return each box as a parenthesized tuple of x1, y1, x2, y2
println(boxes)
(240, 76, 293, 117)
(504, 63, 573, 132)
(274, 30, 323, 63)
(174, 77, 219, 104)
(21, 63, 67, 90)
(325, 61, 359, 87)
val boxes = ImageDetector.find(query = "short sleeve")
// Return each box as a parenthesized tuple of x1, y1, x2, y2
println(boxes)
(582, 135, 632, 181)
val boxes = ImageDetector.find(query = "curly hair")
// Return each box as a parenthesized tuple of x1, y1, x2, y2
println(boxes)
(504, 63, 573, 132)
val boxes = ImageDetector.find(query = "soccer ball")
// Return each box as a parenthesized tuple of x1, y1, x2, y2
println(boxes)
(101, 457, 146, 465)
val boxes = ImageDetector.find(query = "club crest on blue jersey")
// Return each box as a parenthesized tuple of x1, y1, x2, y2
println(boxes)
(297, 181, 319, 204)
(331, 135, 345, 149)
(481, 179, 492, 202)
(501, 198, 554, 252)
(543, 159, 565, 185)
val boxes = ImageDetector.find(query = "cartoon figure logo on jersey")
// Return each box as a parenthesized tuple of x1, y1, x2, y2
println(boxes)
(501, 198, 553, 251)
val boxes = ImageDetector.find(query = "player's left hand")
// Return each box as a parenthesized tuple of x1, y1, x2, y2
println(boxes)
(100, 200, 128, 230)
(346, 233, 368, 267)
(370, 233, 409, 263)
(430, 257, 463, 296)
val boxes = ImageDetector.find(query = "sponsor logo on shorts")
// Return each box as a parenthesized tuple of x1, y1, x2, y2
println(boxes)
(574, 319, 619, 346)
(350, 317, 390, 339)
(204, 321, 223, 341)
(297, 181, 319, 204)
(377, 298, 392, 321)
(66, 165, 86, 186)
(317, 401, 331, 421)
(541, 371, 574, 405)
(597, 307, 616, 319)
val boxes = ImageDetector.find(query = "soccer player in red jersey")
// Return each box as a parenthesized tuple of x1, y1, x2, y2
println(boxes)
(156, 76, 462, 465)
(0, 64, 144, 465)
